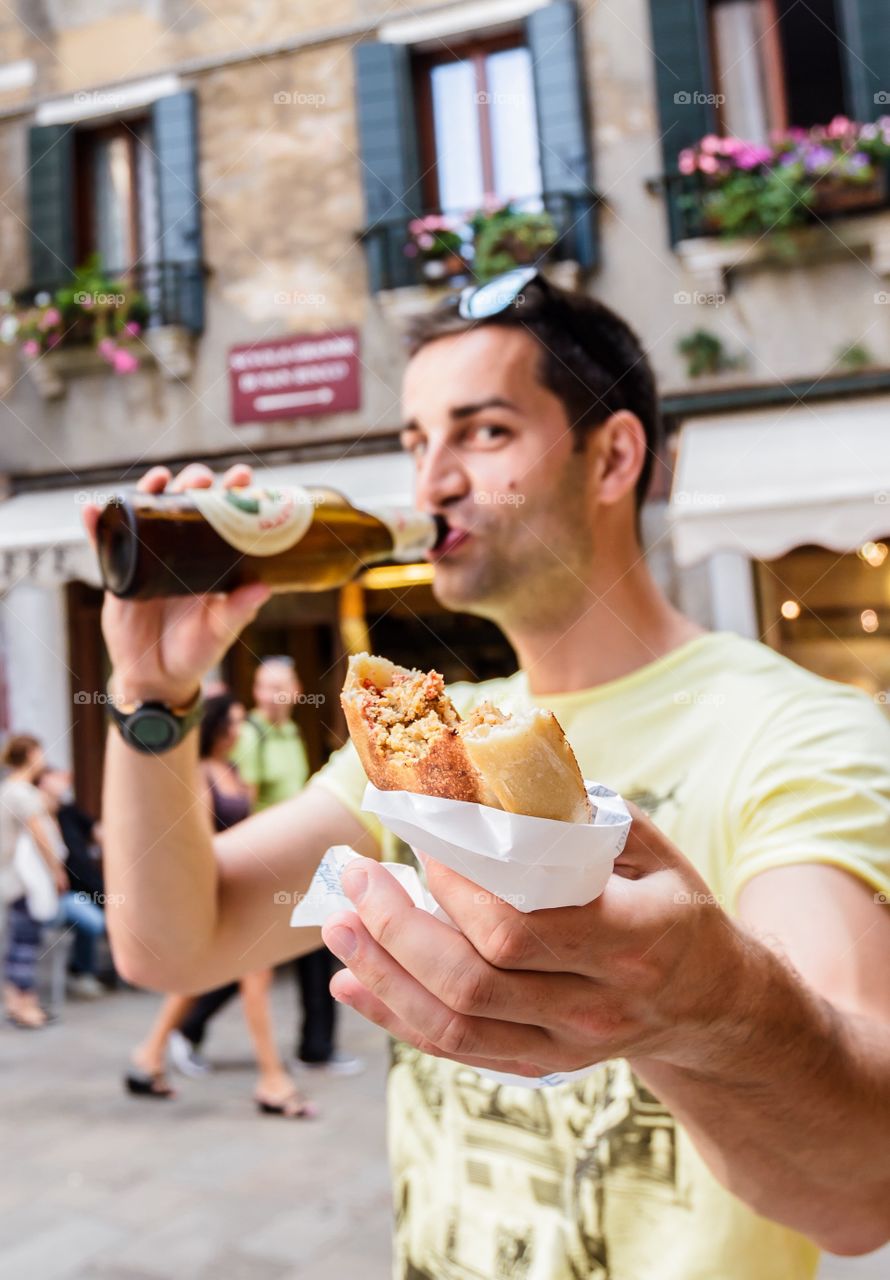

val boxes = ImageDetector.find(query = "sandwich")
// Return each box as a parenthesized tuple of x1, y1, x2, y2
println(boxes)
(340, 653, 592, 823)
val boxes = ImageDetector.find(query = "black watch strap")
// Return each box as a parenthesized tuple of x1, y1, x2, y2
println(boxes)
(108, 685, 204, 755)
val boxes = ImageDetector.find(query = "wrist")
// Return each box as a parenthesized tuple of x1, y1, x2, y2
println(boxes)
(109, 671, 201, 711)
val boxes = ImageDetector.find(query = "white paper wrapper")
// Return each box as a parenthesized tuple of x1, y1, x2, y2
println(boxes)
(290, 781, 631, 1089)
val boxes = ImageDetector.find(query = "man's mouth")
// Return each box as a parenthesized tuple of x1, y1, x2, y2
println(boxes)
(427, 522, 472, 562)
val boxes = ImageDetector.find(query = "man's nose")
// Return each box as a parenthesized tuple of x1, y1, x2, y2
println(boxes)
(414, 440, 470, 511)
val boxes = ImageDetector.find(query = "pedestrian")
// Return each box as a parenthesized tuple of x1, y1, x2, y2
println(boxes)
(87, 272, 890, 1275)
(126, 693, 316, 1117)
(36, 768, 108, 999)
(1, 735, 68, 1029)
(171, 658, 362, 1079)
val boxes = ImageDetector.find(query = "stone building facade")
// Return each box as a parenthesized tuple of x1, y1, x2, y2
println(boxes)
(1, 0, 889, 804)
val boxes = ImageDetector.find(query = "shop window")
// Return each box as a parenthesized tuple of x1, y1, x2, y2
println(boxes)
(754, 542, 890, 701)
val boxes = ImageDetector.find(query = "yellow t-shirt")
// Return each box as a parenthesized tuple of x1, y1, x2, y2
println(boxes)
(315, 631, 890, 1280)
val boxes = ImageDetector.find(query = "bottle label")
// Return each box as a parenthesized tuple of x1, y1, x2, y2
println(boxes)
(370, 506, 438, 561)
(191, 486, 316, 557)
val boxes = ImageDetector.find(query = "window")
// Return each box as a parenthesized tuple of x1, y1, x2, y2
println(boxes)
(73, 120, 158, 272)
(708, 0, 848, 140)
(414, 35, 543, 212)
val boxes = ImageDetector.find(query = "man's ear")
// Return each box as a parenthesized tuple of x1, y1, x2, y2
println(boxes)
(593, 411, 647, 507)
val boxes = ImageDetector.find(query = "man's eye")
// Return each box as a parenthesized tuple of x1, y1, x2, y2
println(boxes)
(472, 424, 510, 446)
(402, 436, 426, 458)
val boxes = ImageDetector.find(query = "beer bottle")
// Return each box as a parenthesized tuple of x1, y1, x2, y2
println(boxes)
(96, 485, 443, 600)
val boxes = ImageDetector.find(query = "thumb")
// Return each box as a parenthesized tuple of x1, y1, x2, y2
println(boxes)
(614, 801, 683, 877)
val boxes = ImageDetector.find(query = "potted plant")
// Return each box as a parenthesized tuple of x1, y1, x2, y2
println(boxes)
(470, 202, 558, 281)
(404, 215, 468, 281)
(678, 117, 890, 238)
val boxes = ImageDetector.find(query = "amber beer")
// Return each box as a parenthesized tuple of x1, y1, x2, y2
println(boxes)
(96, 485, 442, 600)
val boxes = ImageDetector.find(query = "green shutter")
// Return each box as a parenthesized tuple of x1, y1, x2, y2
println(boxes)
(353, 41, 421, 291)
(526, 0, 598, 269)
(27, 124, 75, 290)
(151, 90, 204, 332)
(837, 0, 890, 122)
(648, 0, 712, 165)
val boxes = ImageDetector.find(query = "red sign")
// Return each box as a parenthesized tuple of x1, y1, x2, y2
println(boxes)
(229, 329, 361, 424)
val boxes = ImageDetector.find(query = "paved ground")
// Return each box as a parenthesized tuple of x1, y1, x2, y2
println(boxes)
(1, 978, 887, 1280)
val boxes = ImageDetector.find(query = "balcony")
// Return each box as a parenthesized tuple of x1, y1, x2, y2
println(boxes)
(8, 259, 204, 398)
(359, 191, 599, 300)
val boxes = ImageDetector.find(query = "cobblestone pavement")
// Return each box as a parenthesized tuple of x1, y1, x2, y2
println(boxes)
(0, 979, 886, 1279)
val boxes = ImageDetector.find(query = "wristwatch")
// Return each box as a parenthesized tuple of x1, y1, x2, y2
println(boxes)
(107, 684, 204, 755)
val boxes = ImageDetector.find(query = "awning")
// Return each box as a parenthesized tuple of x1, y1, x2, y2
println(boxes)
(669, 395, 890, 566)
(0, 451, 415, 593)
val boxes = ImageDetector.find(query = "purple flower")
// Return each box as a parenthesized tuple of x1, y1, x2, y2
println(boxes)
(123, 320, 141, 337)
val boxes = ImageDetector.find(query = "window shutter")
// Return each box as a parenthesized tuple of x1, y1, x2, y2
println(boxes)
(837, 0, 890, 122)
(27, 125, 75, 289)
(150, 89, 204, 333)
(647, 0, 713, 240)
(526, 0, 598, 269)
(353, 41, 421, 291)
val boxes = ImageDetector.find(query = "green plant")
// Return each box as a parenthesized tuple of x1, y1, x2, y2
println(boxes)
(405, 215, 465, 264)
(677, 329, 743, 379)
(0, 254, 148, 373)
(470, 204, 558, 281)
(835, 341, 875, 371)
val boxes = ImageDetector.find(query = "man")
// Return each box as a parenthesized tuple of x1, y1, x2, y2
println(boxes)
(86, 273, 890, 1278)
(173, 657, 362, 1077)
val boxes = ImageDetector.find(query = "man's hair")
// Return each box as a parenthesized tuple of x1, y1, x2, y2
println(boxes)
(1, 733, 41, 769)
(406, 282, 662, 508)
(200, 693, 239, 760)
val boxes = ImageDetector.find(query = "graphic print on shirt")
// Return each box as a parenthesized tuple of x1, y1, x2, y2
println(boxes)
(390, 1044, 689, 1280)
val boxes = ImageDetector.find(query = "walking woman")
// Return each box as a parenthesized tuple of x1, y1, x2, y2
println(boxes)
(125, 694, 316, 1117)
(1, 735, 68, 1029)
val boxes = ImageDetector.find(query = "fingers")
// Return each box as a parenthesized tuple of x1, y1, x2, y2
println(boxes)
(213, 582, 272, 638)
(340, 857, 584, 1022)
(168, 463, 216, 493)
(221, 463, 253, 488)
(322, 904, 556, 1065)
(82, 504, 100, 548)
(137, 465, 172, 493)
(330, 969, 545, 1078)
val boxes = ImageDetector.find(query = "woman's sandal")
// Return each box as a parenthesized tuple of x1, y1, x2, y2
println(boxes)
(124, 1068, 176, 1099)
(255, 1089, 319, 1119)
(6, 1008, 49, 1030)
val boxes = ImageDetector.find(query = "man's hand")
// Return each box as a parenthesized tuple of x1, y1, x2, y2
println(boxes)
(83, 462, 271, 707)
(53, 862, 69, 896)
(322, 805, 747, 1077)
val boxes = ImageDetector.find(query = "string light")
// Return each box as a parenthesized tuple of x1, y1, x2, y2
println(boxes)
(858, 542, 888, 568)
(780, 600, 801, 620)
(861, 609, 879, 633)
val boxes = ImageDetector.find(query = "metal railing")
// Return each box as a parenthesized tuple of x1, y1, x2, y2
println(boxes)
(19, 259, 204, 334)
(359, 190, 600, 292)
(653, 163, 890, 246)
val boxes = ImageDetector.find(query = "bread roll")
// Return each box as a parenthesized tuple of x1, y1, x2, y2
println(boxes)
(340, 653, 592, 823)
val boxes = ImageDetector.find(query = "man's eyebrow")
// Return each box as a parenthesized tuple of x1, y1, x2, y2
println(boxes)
(450, 397, 519, 419)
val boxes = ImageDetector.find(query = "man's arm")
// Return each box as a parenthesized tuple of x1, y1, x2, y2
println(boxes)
(104, 722, 377, 992)
(629, 864, 890, 1256)
(25, 814, 68, 894)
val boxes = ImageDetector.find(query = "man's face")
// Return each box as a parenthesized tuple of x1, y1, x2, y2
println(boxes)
(401, 327, 602, 626)
(253, 663, 299, 719)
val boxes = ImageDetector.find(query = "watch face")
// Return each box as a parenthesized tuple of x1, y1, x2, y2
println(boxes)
(129, 708, 178, 753)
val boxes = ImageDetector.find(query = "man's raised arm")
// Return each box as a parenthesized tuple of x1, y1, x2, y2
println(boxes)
(85, 461, 377, 994)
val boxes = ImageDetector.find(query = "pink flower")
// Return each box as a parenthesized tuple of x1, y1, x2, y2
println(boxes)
(700, 134, 722, 154)
(827, 115, 851, 139)
(38, 306, 61, 330)
(123, 320, 141, 337)
(698, 154, 720, 174)
(678, 150, 696, 175)
(21, 338, 39, 357)
(80, 296, 93, 309)
(112, 348, 139, 374)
